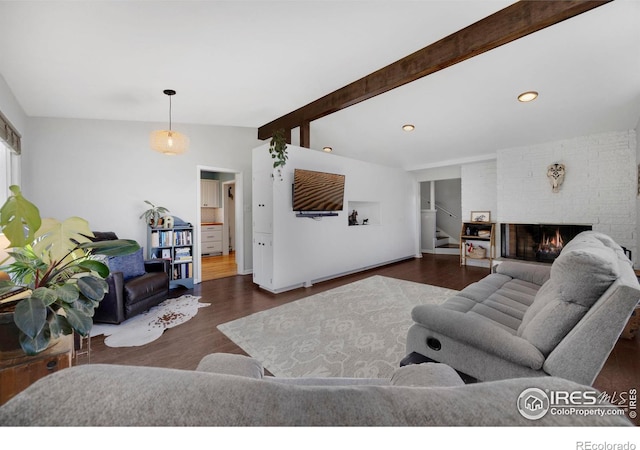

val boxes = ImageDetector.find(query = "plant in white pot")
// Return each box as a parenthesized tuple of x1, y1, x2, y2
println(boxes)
(0, 186, 139, 355)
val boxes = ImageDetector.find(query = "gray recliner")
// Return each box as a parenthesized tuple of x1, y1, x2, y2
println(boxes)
(404, 231, 640, 385)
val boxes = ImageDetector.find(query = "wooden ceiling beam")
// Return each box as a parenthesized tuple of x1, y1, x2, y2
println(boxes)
(257, 0, 612, 141)
(299, 120, 311, 148)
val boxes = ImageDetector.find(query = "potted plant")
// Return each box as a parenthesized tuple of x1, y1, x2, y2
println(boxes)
(0, 186, 139, 355)
(268, 129, 288, 180)
(139, 200, 169, 227)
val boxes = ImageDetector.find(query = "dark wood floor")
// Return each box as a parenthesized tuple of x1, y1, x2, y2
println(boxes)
(89, 254, 639, 425)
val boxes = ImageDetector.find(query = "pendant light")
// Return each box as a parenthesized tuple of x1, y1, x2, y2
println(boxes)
(150, 89, 189, 155)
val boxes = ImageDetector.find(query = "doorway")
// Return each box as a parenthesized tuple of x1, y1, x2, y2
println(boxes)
(196, 166, 244, 283)
(420, 178, 462, 254)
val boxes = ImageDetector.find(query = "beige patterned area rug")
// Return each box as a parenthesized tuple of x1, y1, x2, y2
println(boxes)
(217, 276, 457, 379)
(91, 294, 209, 348)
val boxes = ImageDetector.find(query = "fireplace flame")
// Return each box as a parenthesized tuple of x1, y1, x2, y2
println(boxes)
(538, 229, 564, 254)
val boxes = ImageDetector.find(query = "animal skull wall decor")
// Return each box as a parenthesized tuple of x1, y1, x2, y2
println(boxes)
(547, 163, 566, 193)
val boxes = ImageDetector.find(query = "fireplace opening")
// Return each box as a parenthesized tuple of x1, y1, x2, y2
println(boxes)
(501, 223, 592, 263)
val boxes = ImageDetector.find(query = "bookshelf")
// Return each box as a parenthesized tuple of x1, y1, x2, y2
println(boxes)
(147, 225, 194, 289)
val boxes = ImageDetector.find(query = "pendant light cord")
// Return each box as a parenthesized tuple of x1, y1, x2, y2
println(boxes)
(161, 89, 177, 134)
(168, 95, 172, 131)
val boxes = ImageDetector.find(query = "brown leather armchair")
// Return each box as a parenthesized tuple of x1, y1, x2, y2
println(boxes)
(91, 232, 170, 324)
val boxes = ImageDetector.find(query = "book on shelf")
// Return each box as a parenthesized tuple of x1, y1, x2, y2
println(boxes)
(173, 230, 193, 246)
(152, 230, 173, 247)
(161, 249, 171, 259)
(172, 261, 193, 279)
(151, 228, 192, 250)
(174, 247, 192, 261)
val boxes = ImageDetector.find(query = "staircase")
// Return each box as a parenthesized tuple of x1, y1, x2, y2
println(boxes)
(434, 229, 460, 255)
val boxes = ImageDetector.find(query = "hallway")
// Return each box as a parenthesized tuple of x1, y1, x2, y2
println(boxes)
(201, 252, 237, 281)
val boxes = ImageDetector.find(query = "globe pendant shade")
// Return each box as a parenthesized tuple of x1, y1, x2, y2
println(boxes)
(150, 129, 189, 155)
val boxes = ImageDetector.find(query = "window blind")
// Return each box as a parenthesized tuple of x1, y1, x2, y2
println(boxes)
(0, 110, 21, 155)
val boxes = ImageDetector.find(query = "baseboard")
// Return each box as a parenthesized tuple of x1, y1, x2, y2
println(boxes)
(308, 255, 416, 287)
(256, 255, 418, 294)
(247, 255, 419, 294)
(258, 282, 305, 294)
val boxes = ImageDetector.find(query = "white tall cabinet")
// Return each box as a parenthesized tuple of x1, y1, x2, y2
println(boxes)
(252, 232, 273, 288)
(252, 165, 274, 290)
(253, 169, 273, 234)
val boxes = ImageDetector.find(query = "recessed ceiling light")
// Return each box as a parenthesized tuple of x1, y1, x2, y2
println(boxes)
(517, 91, 539, 102)
(322, 146, 333, 153)
(402, 124, 415, 132)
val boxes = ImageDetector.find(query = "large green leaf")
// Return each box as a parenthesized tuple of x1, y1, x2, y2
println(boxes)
(31, 286, 59, 306)
(13, 296, 47, 339)
(19, 325, 51, 355)
(77, 275, 107, 302)
(54, 283, 79, 303)
(77, 259, 110, 278)
(0, 185, 41, 248)
(32, 217, 93, 265)
(80, 239, 140, 256)
(73, 296, 96, 316)
(48, 312, 68, 337)
(62, 305, 93, 336)
(54, 314, 73, 335)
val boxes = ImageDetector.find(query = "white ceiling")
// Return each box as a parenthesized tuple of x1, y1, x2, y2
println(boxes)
(1, 1, 639, 170)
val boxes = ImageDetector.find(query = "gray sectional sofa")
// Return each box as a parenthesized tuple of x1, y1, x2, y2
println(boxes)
(0, 353, 632, 426)
(405, 231, 640, 385)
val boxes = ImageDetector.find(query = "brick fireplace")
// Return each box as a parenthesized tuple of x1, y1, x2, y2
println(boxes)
(500, 223, 592, 263)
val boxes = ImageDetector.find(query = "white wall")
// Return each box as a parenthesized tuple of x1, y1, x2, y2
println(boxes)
(413, 165, 461, 182)
(461, 160, 498, 223)
(496, 130, 637, 259)
(254, 144, 418, 291)
(23, 117, 260, 276)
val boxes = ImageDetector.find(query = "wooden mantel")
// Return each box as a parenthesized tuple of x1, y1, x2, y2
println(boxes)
(257, 0, 612, 145)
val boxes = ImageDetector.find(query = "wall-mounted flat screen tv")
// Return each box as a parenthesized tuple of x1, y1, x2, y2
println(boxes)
(292, 168, 345, 212)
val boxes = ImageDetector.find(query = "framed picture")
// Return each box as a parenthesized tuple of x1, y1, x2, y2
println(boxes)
(470, 211, 491, 222)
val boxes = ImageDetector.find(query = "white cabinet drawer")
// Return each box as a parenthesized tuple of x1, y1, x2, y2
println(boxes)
(202, 225, 222, 232)
(202, 230, 222, 242)
(202, 241, 222, 253)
